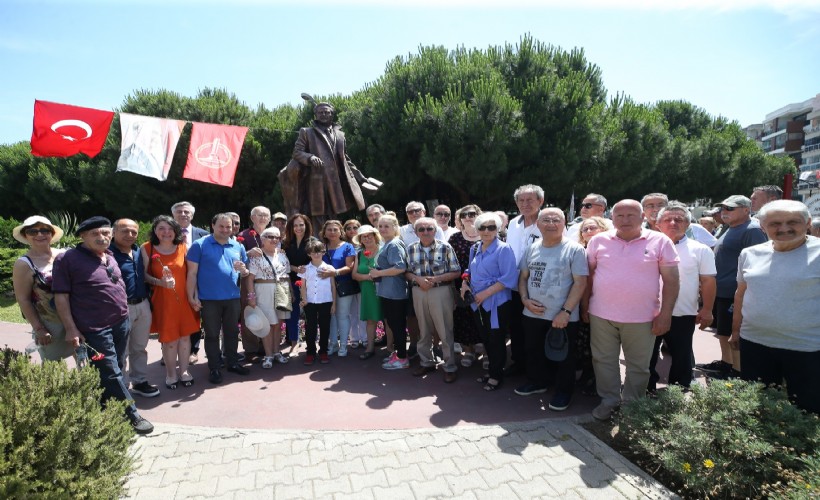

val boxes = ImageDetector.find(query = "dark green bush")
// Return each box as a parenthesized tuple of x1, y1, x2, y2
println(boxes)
(620, 381, 820, 499)
(0, 248, 27, 295)
(0, 217, 23, 249)
(0, 347, 135, 499)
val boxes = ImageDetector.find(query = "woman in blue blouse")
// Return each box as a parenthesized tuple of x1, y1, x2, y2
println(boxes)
(369, 214, 410, 371)
(320, 220, 358, 357)
(461, 212, 519, 391)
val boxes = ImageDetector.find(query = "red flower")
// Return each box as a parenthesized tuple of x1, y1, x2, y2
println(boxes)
(91, 353, 105, 361)
(461, 272, 470, 281)
(364, 250, 372, 257)
(295, 280, 303, 287)
(237, 236, 245, 243)
(151, 253, 161, 260)
(249, 229, 257, 237)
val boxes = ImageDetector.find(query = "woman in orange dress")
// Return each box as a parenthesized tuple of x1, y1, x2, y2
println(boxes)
(140, 215, 201, 389)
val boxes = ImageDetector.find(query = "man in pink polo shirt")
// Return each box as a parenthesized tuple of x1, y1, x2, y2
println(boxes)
(585, 199, 680, 420)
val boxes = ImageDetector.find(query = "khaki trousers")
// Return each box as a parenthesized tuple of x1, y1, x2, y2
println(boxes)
(412, 285, 457, 373)
(590, 315, 654, 407)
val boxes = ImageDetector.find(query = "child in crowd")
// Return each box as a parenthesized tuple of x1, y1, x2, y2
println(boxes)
(298, 239, 336, 365)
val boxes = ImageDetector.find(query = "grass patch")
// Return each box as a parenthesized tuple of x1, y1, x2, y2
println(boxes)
(0, 295, 24, 324)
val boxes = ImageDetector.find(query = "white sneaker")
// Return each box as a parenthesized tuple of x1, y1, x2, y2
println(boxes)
(273, 352, 289, 364)
(382, 353, 409, 370)
(338, 350, 348, 357)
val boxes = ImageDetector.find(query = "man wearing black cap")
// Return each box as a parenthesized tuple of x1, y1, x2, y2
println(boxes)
(53, 216, 154, 434)
(696, 195, 767, 379)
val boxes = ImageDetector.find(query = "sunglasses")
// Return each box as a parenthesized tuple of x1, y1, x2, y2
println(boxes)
(105, 266, 120, 284)
(478, 225, 497, 232)
(25, 228, 54, 236)
(580, 203, 601, 209)
(434, 212, 450, 217)
(721, 206, 738, 212)
(416, 227, 436, 233)
(406, 208, 423, 215)
(460, 211, 478, 219)
(344, 225, 359, 231)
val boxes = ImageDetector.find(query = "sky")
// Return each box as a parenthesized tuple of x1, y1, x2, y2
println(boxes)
(1, 0, 819, 146)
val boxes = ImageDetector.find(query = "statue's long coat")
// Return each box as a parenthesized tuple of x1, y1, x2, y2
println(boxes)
(279, 122, 366, 217)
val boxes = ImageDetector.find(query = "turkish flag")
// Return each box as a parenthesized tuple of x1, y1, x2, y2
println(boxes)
(182, 122, 248, 187)
(30, 100, 115, 158)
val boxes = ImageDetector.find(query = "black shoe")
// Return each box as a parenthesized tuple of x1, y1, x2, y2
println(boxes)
(503, 363, 525, 377)
(131, 381, 160, 398)
(514, 382, 548, 396)
(227, 364, 250, 376)
(129, 415, 154, 435)
(209, 369, 223, 384)
(695, 359, 730, 374)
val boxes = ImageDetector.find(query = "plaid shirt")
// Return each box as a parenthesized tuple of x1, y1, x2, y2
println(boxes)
(406, 240, 461, 277)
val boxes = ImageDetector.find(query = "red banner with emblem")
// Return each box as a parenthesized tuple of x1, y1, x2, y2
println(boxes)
(30, 100, 115, 158)
(182, 122, 248, 187)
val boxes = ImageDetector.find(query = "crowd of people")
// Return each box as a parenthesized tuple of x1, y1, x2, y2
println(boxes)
(11, 184, 820, 435)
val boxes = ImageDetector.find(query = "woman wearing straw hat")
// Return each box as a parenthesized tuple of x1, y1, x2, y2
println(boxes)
(12, 215, 75, 361)
(351, 224, 385, 359)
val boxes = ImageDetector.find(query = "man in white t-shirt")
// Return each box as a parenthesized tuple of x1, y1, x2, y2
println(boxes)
(647, 202, 716, 393)
(433, 204, 459, 242)
(505, 184, 545, 376)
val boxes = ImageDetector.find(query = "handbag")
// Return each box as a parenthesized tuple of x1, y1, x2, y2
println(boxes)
(261, 251, 293, 311)
(335, 279, 360, 297)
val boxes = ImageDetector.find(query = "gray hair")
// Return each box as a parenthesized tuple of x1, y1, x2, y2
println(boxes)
(250, 206, 270, 217)
(413, 217, 437, 230)
(261, 227, 280, 237)
(753, 185, 783, 200)
(513, 184, 545, 203)
(405, 201, 425, 213)
(757, 200, 811, 224)
(656, 201, 692, 222)
(474, 212, 502, 230)
(366, 203, 385, 215)
(640, 193, 668, 206)
(171, 201, 195, 214)
(584, 193, 607, 208)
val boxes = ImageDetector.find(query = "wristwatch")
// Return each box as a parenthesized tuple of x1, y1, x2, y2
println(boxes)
(560, 307, 572, 315)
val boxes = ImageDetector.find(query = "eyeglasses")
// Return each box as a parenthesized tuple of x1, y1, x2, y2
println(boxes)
(105, 266, 119, 284)
(434, 212, 450, 217)
(580, 203, 601, 209)
(263, 235, 280, 240)
(581, 226, 601, 233)
(460, 211, 477, 219)
(478, 225, 497, 232)
(25, 228, 54, 236)
(309, 250, 324, 255)
(407, 208, 423, 215)
(416, 227, 436, 233)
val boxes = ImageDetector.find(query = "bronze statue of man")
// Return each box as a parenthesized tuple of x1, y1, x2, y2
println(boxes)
(278, 102, 380, 231)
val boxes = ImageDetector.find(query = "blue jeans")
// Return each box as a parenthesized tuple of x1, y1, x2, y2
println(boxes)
(329, 294, 355, 353)
(84, 317, 138, 417)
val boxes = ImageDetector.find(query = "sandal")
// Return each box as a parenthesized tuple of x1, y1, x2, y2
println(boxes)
(476, 373, 490, 384)
(165, 378, 179, 390)
(484, 379, 502, 392)
(359, 351, 375, 360)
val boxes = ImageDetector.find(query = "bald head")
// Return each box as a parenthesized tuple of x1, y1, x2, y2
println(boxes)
(612, 199, 644, 240)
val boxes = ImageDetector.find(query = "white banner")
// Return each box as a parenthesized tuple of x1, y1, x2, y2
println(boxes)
(116, 113, 185, 181)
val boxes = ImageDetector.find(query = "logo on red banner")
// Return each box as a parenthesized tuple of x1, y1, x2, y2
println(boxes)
(183, 123, 248, 187)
